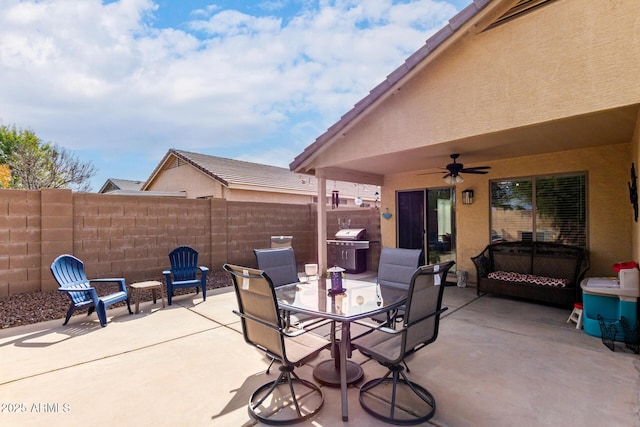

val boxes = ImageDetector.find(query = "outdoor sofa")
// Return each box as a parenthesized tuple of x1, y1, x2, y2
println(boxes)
(472, 241, 589, 307)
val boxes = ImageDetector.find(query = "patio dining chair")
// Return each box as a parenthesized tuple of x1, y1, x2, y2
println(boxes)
(224, 263, 328, 425)
(254, 247, 299, 287)
(163, 246, 209, 306)
(254, 247, 322, 373)
(50, 254, 132, 327)
(254, 247, 319, 327)
(352, 261, 454, 425)
(370, 247, 423, 325)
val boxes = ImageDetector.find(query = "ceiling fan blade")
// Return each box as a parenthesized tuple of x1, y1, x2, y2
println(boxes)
(417, 168, 448, 175)
(460, 166, 491, 172)
(419, 155, 491, 177)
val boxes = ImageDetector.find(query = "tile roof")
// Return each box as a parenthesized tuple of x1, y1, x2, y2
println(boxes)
(168, 149, 379, 199)
(98, 178, 144, 193)
(109, 179, 145, 191)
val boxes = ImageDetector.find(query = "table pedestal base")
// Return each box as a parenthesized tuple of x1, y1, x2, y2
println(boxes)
(313, 359, 363, 386)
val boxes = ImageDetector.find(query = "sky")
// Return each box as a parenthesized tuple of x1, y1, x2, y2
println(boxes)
(0, 0, 471, 191)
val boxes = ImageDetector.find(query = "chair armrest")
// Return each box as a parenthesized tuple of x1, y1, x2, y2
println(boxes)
(471, 252, 491, 278)
(233, 310, 284, 334)
(283, 318, 335, 337)
(294, 318, 332, 332)
(58, 287, 100, 305)
(59, 287, 96, 293)
(233, 309, 325, 338)
(198, 266, 208, 282)
(162, 270, 172, 285)
(404, 306, 448, 329)
(352, 319, 400, 335)
(577, 252, 590, 284)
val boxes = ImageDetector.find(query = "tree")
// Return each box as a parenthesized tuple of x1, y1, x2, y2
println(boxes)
(0, 164, 10, 188)
(0, 125, 96, 191)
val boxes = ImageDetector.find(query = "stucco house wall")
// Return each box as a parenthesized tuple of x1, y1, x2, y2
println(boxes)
(383, 143, 631, 280)
(632, 109, 640, 263)
(291, 0, 640, 283)
(145, 162, 225, 199)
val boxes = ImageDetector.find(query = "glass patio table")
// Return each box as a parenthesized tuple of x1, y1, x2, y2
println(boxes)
(275, 278, 406, 422)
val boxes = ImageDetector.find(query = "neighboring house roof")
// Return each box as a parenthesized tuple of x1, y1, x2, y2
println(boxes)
(98, 178, 145, 194)
(144, 149, 379, 200)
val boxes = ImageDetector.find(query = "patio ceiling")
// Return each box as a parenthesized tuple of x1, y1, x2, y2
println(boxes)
(305, 103, 639, 182)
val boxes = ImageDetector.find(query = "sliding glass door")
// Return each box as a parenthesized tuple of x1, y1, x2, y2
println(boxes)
(397, 188, 456, 267)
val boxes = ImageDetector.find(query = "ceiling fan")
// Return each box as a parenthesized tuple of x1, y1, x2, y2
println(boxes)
(422, 153, 491, 184)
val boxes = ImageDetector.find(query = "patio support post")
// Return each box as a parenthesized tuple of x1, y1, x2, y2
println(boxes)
(317, 176, 327, 273)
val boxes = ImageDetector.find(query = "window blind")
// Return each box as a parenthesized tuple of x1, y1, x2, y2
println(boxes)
(490, 174, 586, 248)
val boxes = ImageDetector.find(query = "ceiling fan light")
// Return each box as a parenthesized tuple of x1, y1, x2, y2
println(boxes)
(443, 175, 464, 185)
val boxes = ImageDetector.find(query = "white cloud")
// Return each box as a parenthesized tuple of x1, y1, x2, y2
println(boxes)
(0, 0, 458, 184)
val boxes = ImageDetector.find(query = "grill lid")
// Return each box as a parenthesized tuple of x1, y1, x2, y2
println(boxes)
(334, 228, 367, 241)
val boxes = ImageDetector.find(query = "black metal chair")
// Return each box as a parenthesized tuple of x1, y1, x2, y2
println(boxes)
(224, 263, 328, 425)
(352, 261, 455, 425)
(163, 246, 208, 305)
(50, 254, 132, 327)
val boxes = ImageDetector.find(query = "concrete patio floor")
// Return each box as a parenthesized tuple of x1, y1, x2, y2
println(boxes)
(1, 275, 639, 426)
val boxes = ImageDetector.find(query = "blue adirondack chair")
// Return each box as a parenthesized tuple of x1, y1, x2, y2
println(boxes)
(50, 254, 132, 327)
(163, 246, 209, 305)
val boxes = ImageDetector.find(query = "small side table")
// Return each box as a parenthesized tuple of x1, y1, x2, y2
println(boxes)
(130, 281, 166, 314)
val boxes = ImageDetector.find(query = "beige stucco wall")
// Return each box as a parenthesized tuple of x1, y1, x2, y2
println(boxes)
(311, 0, 640, 169)
(382, 143, 632, 282)
(632, 110, 640, 263)
(147, 163, 224, 198)
(225, 188, 313, 204)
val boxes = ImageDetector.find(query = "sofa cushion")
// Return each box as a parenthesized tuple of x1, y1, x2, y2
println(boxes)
(487, 271, 569, 288)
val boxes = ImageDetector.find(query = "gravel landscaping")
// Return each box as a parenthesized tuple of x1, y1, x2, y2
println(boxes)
(0, 269, 232, 329)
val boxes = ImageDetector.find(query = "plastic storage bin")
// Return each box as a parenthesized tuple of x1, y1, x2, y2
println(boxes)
(582, 292, 636, 340)
(581, 271, 639, 341)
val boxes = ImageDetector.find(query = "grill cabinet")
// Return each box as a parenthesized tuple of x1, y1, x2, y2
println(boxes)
(327, 228, 369, 273)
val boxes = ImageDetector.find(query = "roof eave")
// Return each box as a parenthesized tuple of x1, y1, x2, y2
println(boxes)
(142, 149, 230, 191)
(289, 0, 493, 174)
(171, 150, 230, 187)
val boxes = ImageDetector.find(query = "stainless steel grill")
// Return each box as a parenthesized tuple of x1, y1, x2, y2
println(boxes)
(327, 228, 369, 273)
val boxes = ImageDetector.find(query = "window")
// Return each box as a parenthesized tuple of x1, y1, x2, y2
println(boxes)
(490, 173, 587, 248)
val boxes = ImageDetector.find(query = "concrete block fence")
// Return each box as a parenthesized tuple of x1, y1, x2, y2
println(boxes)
(0, 188, 380, 297)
